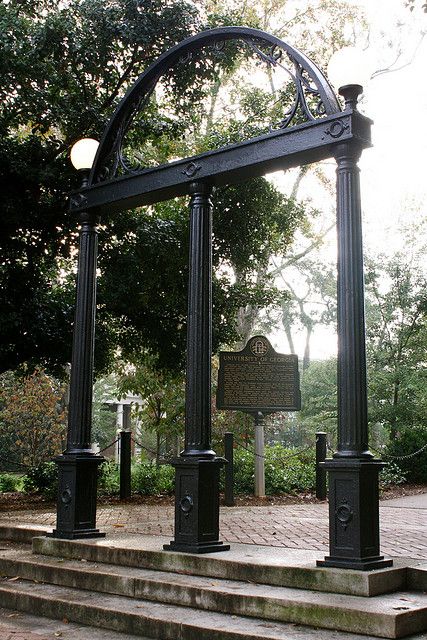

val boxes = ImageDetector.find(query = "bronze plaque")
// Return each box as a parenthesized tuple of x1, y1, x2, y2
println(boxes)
(216, 335, 301, 413)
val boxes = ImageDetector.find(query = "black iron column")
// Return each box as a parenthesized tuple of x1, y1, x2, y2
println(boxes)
(165, 182, 229, 553)
(53, 206, 105, 539)
(318, 85, 391, 570)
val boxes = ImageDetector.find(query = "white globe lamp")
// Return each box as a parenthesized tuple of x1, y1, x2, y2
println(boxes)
(70, 138, 99, 171)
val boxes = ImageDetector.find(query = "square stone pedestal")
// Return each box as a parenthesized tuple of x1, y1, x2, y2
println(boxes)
(164, 457, 230, 554)
(317, 458, 393, 570)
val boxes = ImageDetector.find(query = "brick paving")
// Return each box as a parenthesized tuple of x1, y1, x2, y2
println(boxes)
(0, 496, 426, 559)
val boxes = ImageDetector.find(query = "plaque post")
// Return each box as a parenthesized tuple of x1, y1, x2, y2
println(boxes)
(318, 86, 391, 571)
(254, 412, 266, 497)
(165, 182, 229, 554)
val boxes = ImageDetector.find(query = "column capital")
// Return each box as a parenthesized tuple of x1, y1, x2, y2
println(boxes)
(188, 181, 213, 197)
(334, 141, 363, 164)
(78, 210, 100, 226)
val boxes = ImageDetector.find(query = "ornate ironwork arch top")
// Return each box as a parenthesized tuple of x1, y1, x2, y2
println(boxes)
(90, 26, 341, 186)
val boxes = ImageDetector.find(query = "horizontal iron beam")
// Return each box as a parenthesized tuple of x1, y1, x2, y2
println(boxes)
(70, 111, 371, 216)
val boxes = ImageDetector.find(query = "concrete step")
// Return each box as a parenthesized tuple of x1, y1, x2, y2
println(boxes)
(0, 548, 426, 638)
(0, 577, 426, 640)
(0, 604, 154, 640)
(32, 533, 413, 597)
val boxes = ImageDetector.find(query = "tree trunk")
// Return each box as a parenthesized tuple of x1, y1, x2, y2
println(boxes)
(281, 299, 296, 354)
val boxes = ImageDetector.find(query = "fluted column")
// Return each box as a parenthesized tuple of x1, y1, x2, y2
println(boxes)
(318, 124, 391, 569)
(165, 181, 228, 554)
(335, 142, 372, 459)
(66, 211, 98, 454)
(182, 182, 215, 458)
(54, 205, 104, 540)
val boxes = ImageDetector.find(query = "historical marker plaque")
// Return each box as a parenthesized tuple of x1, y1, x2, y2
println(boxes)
(216, 335, 301, 413)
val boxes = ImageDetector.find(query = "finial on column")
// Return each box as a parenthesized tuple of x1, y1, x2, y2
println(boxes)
(339, 84, 363, 111)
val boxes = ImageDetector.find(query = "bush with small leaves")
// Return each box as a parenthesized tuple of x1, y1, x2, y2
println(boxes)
(23, 462, 58, 500)
(0, 473, 22, 492)
(379, 461, 407, 488)
(131, 462, 174, 495)
(232, 444, 316, 495)
(98, 461, 120, 496)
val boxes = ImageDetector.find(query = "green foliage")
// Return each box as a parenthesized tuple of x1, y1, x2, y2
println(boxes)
(0, 0, 238, 375)
(298, 359, 337, 440)
(97, 460, 120, 496)
(232, 444, 316, 495)
(213, 179, 306, 276)
(118, 354, 185, 449)
(1, 0, 328, 377)
(23, 461, 58, 500)
(379, 462, 407, 489)
(92, 376, 120, 450)
(0, 473, 22, 492)
(131, 462, 175, 495)
(98, 460, 175, 496)
(365, 242, 427, 440)
(386, 426, 427, 484)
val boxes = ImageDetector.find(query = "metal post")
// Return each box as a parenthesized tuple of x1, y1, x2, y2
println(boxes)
(224, 432, 235, 506)
(318, 85, 391, 570)
(54, 201, 104, 539)
(165, 182, 229, 553)
(119, 430, 132, 500)
(315, 432, 327, 501)
(254, 412, 265, 497)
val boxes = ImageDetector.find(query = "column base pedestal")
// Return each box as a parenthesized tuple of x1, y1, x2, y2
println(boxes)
(164, 457, 229, 554)
(163, 541, 230, 554)
(53, 453, 105, 540)
(51, 528, 105, 540)
(318, 458, 393, 571)
(317, 556, 392, 571)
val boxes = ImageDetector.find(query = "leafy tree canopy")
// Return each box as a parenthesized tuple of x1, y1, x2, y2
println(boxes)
(1, 0, 308, 376)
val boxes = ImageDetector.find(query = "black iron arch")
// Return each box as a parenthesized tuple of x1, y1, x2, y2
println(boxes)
(90, 26, 341, 186)
(58, 24, 389, 573)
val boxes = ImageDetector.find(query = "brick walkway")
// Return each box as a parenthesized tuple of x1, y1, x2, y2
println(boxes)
(1, 497, 426, 559)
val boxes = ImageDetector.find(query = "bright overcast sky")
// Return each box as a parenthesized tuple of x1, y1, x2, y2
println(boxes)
(356, 0, 427, 254)
(268, 0, 427, 359)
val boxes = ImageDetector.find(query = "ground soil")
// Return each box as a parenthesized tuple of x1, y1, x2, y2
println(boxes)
(0, 483, 425, 512)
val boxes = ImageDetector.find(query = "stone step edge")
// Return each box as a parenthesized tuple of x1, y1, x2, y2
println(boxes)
(0, 524, 50, 544)
(0, 576, 420, 640)
(32, 534, 420, 597)
(1, 553, 426, 639)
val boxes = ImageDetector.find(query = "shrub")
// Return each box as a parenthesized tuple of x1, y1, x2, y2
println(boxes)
(0, 473, 22, 492)
(98, 461, 120, 496)
(23, 462, 58, 500)
(231, 444, 316, 495)
(386, 426, 427, 484)
(131, 462, 174, 495)
(232, 448, 254, 494)
(98, 460, 175, 496)
(379, 461, 407, 488)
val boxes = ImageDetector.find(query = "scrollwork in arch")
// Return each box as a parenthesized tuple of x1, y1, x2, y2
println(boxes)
(90, 27, 340, 185)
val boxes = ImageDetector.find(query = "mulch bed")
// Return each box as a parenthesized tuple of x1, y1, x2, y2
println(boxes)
(0, 484, 425, 512)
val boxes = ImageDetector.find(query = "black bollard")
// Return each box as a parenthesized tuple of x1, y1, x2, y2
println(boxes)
(119, 431, 132, 500)
(224, 432, 235, 506)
